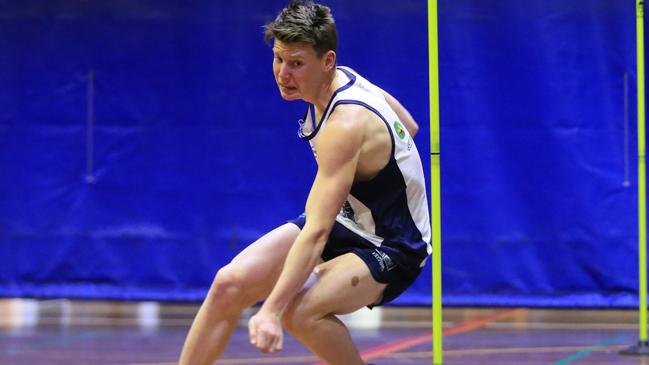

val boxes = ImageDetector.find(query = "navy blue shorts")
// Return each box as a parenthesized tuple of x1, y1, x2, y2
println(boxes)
(288, 214, 422, 307)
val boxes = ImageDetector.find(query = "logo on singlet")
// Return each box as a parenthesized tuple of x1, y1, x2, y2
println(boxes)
(393, 121, 406, 140)
(341, 201, 355, 221)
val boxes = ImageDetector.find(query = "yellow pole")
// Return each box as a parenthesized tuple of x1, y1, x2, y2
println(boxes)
(622, 0, 648, 355)
(637, 0, 647, 344)
(427, 0, 443, 364)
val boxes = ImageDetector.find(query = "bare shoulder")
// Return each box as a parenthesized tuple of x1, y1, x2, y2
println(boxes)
(321, 102, 391, 179)
(314, 104, 370, 163)
(326, 103, 378, 132)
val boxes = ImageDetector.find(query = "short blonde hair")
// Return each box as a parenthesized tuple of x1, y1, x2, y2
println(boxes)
(264, 0, 338, 58)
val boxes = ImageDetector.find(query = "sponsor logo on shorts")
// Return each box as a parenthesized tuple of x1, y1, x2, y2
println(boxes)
(371, 249, 396, 272)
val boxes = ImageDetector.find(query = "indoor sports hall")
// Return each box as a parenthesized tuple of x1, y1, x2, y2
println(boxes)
(1, 1, 648, 364)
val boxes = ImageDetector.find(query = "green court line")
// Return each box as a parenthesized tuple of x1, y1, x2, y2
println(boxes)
(551, 335, 627, 365)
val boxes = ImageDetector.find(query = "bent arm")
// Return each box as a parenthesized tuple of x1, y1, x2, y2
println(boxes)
(382, 90, 419, 137)
(260, 110, 364, 315)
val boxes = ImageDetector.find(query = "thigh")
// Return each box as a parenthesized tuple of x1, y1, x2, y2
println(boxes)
(222, 223, 301, 299)
(289, 253, 387, 316)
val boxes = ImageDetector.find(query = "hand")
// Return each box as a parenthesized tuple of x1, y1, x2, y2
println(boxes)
(248, 309, 283, 353)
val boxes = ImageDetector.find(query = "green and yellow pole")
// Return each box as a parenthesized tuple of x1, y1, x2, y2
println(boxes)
(428, 0, 443, 364)
(636, 0, 647, 346)
(622, 0, 649, 356)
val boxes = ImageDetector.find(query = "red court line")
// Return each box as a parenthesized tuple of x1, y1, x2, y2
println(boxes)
(310, 308, 523, 365)
(442, 308, 523, 337)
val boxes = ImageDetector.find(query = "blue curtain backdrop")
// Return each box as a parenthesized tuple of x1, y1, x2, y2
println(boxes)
(0, 0, 639, 307)
(440, 0, 638, 307)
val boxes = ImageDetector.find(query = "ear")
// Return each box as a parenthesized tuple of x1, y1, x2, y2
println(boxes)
(323, 50, 336, 72)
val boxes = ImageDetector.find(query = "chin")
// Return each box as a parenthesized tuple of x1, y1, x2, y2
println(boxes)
(280, 92, 301, 101)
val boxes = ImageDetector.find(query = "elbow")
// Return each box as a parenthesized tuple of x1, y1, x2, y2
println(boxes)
(311, 228, 330, 248)
(301, 222, 330, 247)
(410, 122, 419, 137)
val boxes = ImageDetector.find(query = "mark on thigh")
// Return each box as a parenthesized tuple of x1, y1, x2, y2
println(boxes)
(351, 276, 359, 287)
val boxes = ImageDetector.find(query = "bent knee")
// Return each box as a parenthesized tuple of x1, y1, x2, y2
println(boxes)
(281, 300, 319, 335)
(207, 265, 253, 306)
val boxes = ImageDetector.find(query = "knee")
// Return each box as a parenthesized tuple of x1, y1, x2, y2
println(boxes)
(281, 301, 318, 336)
(206, 265, 249, 307)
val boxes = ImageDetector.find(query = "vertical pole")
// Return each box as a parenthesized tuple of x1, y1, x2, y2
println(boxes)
(638, 0, 648, 344)
(86, 69, 96, 184)
(621, 0, 649, 355)
(427, 0, 443, 364)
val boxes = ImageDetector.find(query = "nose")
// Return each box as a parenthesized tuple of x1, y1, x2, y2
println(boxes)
(277, 63, 290, 83)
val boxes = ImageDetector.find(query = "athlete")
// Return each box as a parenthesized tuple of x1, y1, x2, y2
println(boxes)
(178, 1, 431, 364)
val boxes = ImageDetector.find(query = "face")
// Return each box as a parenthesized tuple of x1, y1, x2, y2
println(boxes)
(272, 40, 334, 102)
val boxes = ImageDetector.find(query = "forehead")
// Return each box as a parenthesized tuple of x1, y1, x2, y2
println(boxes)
(272, 40, 317, 58)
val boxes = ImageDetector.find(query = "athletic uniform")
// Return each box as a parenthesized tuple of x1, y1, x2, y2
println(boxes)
(290, 66, 432, 306)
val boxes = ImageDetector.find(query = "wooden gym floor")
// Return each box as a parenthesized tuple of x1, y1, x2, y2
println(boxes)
(1, 299, 649, 365)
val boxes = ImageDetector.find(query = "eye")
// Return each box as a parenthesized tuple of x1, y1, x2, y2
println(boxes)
(291, 61, 302, 67)
(274, 56, 283, 63)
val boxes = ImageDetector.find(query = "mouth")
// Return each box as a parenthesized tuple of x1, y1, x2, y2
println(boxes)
(279, 84, 297, 92)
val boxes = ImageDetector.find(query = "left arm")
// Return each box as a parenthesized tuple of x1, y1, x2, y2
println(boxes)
(382, 89, 419, 137)
(248, 108, 365, 353)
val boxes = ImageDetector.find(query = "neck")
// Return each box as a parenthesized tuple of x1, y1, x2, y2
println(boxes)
(312, 68, 341, 111)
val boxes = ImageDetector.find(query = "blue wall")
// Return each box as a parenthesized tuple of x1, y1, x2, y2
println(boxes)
(440, 0, 637, 307)
(0, 0, 640, 307)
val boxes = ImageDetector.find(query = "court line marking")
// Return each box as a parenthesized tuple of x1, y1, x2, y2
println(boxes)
(24, 316, 639, 330)
(4, 331, 113, 356)
(486, 321, 637, 330)
(391, 344, 627, 358)
(550, 334, 628, 365)
(310, 308, 524, 365)
(123, 344, 631, 365)
(123, 308, 524, 365)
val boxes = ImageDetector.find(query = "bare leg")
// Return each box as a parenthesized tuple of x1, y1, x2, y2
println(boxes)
(281, 253, 387, 365)
(179, 223, 300, 365)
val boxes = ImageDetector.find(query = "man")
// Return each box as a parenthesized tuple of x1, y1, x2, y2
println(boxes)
(178, 1, 431, 364)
